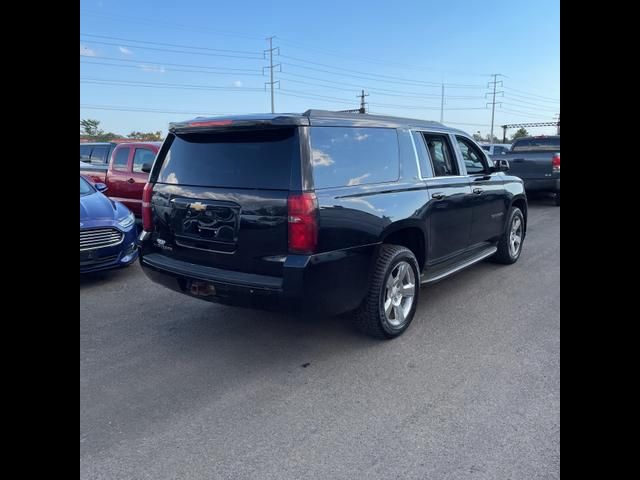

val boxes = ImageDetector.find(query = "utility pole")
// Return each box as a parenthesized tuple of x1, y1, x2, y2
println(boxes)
(485, 74, 504, 143)
(440, 84, 445, 123)
(263, 36, 280, 113)
(357, 89, 369, 113)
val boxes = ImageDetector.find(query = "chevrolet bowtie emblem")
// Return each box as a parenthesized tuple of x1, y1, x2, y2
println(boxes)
(190, 202, 207, 212)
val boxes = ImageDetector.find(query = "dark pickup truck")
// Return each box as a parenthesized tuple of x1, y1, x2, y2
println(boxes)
(80, 141, 160, 217)
(138, 110, 528, 339)
(499, 135, 560, 206)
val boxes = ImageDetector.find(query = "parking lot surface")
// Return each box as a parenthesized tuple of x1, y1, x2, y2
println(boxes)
(80, 198, 560, 480)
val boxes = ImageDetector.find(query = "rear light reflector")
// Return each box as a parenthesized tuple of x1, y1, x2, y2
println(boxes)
(288, 192, 318, 254)
(142, 182, 154, 232)
(552, 153, 560, 173)
(187, 119, 233, 127)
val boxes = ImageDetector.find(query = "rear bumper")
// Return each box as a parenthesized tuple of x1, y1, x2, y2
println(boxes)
(140, 245, 377, 315)
(523, 177, 560, 193)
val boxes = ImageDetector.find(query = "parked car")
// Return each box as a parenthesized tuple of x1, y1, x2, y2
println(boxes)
(138, 110, 527, 339)
(80, 142, 160, 217)
(500, 135, 560, 206)
(480, 143, 511, 156)
(80, 175, 138, 273)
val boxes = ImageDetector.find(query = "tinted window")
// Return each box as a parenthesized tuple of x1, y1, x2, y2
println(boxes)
(133, 148, 156, 173)
(456, 136, 487, 174)
(493, 146, 508, 155)
(112, 148, 130, 171)
(422, 134, 458, 176)
(481, 145, 490, 152)
(80, 145, 91, 161)
(90, 146, 109, 164)
(309, 127, 399, 189)
(512, 137, 560, 151)
(157, 129, 296, 189)
(412, 131, 432, 178)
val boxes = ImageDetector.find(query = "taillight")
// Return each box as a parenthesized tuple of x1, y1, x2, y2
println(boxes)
(142, 182, 154, 232)
(552, 153, 560, 173)
(288, 192, 318, 254)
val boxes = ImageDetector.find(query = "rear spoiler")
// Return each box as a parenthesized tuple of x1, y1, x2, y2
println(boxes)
(169, 114, 309, 133)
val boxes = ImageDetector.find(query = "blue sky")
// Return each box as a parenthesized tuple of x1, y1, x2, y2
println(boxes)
(80, 0, 560, 138)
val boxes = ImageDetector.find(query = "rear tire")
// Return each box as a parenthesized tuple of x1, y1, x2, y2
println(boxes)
(492, 207, 525, 265)
(354, 245, 420, 339)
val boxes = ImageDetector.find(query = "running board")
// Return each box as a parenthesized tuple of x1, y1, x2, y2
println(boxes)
(421, 246, 497, 284)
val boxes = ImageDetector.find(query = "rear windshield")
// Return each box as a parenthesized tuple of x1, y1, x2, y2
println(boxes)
(512, 137, 560, 151)
(156, 128, 297, 189)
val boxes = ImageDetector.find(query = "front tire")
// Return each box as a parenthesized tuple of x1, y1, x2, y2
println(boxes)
(355, 245, 420, 339)
(492, 207, 525, 264)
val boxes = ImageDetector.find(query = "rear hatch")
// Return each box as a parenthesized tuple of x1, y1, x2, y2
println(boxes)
(148, 127, 301, 277)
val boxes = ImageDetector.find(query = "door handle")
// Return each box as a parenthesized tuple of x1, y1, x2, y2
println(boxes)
(127, 178, 135, 184)
(431, 192, 446, 200)
(473, 187, 483, 194)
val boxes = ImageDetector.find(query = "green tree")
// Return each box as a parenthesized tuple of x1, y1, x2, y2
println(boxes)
(80, 119, 102, 137)
(512, 127, 529, 140)
(127, 131, 163, 141)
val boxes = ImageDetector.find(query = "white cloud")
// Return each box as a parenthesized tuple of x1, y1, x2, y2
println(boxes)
(347, 173, 371, 186)
(119, 46, 133, 55)
(139, 64, 166, 73)
(310, 148, 334, 167)
(80, 44, 96, 57)
(233, 80, 243, 88)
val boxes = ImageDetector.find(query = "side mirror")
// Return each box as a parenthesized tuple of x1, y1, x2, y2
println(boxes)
(492, 159, 509, 172)
(141, 163, 152, 173)
(95, 183, 108, 193)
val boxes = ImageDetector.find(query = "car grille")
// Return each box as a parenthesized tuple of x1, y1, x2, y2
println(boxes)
(80, 228, 123, 251)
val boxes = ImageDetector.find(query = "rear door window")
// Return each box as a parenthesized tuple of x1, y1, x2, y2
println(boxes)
(421, 133, 458, 177)
(80, 145, 91, 161)
(133, 148, 155, 173)
(156, 129, 297, 189)
(112, 147, 130, 171)
(309, 127, 399, 189)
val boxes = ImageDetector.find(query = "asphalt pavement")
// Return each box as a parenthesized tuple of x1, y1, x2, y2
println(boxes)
(80, 197, 560, 480)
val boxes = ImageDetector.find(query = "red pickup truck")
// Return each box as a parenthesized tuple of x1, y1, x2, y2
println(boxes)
(80, 141, 161, 217)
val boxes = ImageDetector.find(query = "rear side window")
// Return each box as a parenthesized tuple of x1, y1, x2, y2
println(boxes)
(112, 148, 130, 171)
(309, 127, 399, 189)
(90, 146, 109, 164)
(133, 148, 155, 173)
(80, 145, 91, 161)
(157, 129, 297, 189)
(422, 133, 458, 176)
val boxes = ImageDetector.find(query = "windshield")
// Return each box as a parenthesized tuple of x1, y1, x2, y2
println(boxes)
(80, 176, 94, 196)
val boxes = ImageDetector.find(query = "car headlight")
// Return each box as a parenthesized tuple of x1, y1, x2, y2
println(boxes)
(118, 212, 135, 229)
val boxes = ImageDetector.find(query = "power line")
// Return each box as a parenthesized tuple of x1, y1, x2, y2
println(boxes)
(502, 97, 559, 111)
(503, 90, 560, 104)
(503, 86, 559, 102)
(80, 39, 264, 60)
(80, 77, 264, 92)
(80, 33, 263, 56)
(80, 60, 265, 76)
(80, 54, 261, 73)
(80, 104, 231, 115)
(280, 55, 484, 88)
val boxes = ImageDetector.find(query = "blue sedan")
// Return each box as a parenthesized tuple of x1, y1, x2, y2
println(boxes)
(80, 175, 138, 273)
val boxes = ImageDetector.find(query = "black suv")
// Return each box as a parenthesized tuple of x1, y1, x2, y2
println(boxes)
(139, 110, 527, 339)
